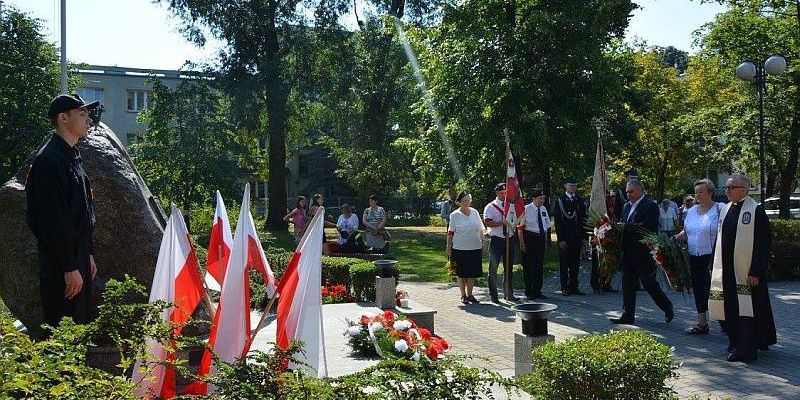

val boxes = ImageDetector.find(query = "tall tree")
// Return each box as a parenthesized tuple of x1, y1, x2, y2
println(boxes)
(158, 0, 348, 230)
(396, 0, 636, 203)
(700, 0, 800, 217)
(0, 7, 78, 181)
(131, 80, 244, 211)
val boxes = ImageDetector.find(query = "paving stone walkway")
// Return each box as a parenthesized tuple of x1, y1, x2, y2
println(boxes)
(396, 261, 800, 400)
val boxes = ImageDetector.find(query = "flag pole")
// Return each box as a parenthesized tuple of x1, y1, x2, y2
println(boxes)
(503, 130, 512, 300)
(243, 206, 326, 357)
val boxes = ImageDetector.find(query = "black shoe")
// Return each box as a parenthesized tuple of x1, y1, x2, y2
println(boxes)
(665, 309, 674, 323)
(505, 295, 519, 302)
(561, 290, 571, 296)
(467, 295, 480, 304)
(461, 296, 469, 305)
(726, 352, 756, 363)
(727, 344, 735, 353)
(610, 316, 635, 325)
(490, 296, 500, 304)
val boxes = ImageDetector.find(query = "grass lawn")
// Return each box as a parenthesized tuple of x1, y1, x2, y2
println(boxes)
(388, 226, 561, 288)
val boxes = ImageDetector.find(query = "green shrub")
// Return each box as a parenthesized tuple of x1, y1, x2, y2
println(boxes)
(349, 261, 399, 302)
(770, 241, 800, 280)
(771, 219, 800, 242)
(517, 330, 677, 400)
(321, 256, 364, 289)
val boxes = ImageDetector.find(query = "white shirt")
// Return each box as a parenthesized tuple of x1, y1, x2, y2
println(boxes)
(684, 203, 723, 256)
(483, 198, 514, 238)
(448, 207, 484, 250)
(659, 206, 676, 232)
(521, 203, 551, 233)
(336, 214, 359, 244)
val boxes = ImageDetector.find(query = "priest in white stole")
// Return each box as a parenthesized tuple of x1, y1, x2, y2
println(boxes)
(709, 174, 776, 363)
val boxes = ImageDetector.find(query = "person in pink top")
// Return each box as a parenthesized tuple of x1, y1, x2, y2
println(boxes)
(284, 196, 307, 243)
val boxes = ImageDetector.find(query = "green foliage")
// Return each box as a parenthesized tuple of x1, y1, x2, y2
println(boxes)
(771, 218, 800, 242)
(0, 7, 81, 181)
(207, 341, 516, 400)
(518, 330, 678, 400)
(0, 276, 178, 399)
(349, 261, 399, 302)
(321, 256, 363, 290)
(132, 80, 247, 211)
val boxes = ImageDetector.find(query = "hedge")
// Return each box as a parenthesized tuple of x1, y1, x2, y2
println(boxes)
(769, 219, 800, 280)
(321, 256, 365, 290)
(517, 330, 677, 400)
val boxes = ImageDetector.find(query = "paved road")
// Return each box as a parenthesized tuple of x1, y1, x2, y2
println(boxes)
(397, 262, 800, 400)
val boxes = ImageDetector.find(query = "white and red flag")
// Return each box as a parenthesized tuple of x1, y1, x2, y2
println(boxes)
(275, 205, 328, 377)
(184, 184, 275, 394)
(132, 205, 204, 398)
(589, 135, 611, 218)
(504, 150, 526, 228)
(205, 190, 233, 291)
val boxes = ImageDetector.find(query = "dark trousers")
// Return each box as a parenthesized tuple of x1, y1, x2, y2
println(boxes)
(522, 231, 546, 297)
(39, 243, 92, 329)
(689, 254, 712, 314)
(488, 236, 516, 299)
(558, 241, 581, 291)
(720, 318, 758, 359)
(621, 254, 673, 318)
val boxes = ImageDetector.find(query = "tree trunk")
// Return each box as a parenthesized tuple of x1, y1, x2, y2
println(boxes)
(264, 3, 289, 231)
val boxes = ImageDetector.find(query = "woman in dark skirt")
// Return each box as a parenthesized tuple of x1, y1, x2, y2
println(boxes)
(446, 191, 487, 305)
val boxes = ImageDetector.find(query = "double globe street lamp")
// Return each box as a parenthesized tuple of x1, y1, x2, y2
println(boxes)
(735, 55, 787, 201)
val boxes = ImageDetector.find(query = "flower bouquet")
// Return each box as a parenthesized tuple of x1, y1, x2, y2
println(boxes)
(586, 210, 623, 284)
(344, 310, 450, 362)
(321, 283, 355, 304)
(639, 231, 692, 294)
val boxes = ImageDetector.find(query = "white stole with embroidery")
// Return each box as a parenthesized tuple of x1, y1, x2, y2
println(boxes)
(709, 196, 757, 320)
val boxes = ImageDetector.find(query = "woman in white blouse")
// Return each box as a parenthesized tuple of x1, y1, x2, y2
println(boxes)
(675, 179, 723, 335)
(446, 191, 486, 305)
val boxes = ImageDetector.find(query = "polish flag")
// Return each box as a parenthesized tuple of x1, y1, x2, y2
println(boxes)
(205, 190, 233, 291)
(275, 206, 328, 377)
(184, 184, 275, 394)
(504, 150, 525, 227)
(132, 205, 204, 398)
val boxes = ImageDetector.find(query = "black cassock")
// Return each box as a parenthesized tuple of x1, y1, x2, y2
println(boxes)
(720, 201, 777, 358)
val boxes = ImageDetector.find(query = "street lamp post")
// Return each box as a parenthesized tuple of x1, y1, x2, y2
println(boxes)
(736, 55, 787, 202)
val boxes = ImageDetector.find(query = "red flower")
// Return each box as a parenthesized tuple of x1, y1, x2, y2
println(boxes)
(383, 310, 396, 327)
(418, 328, 432, 340)
(426, 342, 443, 359)
(360, 315, 371, 326)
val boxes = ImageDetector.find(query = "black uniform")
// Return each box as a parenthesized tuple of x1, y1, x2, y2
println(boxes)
(552, 193, 586, 294)
(26, 133, 96, 327)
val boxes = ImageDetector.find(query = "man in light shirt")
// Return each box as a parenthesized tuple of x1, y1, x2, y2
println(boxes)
(483, 182, 517, 303)
(518, 189, 550, 299)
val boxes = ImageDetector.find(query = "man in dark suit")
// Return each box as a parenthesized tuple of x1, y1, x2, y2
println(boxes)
(552, 177, 586, 296)
(610, 179, 674, 324)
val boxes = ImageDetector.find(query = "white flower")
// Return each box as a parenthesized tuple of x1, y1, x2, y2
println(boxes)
(394, 339, 409, 353)
(347, 326, 362, 337)
(369, 322, 384, 332)
(393, 320, 412, 330)
(411, 351, 420, 361)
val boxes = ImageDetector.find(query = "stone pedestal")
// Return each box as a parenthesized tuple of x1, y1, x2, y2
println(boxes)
(514, 332, 554, 376)
(375, 276, 396, 309)
(395, 302, 437, 334)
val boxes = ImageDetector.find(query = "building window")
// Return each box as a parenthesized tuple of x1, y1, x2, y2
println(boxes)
(77, 87, 104, 105)
(127, 90, 151, 112)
